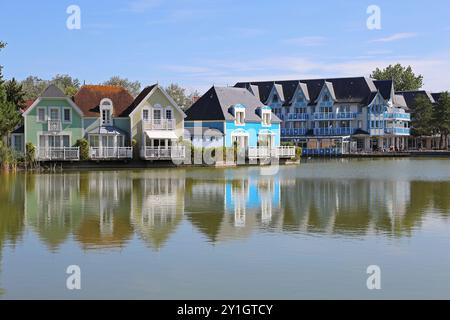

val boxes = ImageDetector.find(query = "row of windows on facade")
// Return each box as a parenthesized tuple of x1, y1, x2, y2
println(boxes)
(272, 105, 358, 115)
(37, 108, 72, 123)
(234, 110, 271, 125)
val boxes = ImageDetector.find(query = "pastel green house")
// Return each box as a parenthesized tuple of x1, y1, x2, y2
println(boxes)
(21, 85, 84, 161)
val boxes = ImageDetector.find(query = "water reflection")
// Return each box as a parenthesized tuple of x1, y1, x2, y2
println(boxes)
(0, 167, 449, 254)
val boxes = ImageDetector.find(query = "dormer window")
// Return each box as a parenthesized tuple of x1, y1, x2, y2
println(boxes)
(323, 94, 329, 102)
(262, 111, 271, 126)
(272, 94, 278, 103)
(100, 98, 113, 126)
(236, 111, 245, 125)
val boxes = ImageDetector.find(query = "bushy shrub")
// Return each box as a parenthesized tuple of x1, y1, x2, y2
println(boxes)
(75, 138, 89, 160)
(25, 142, 35, 163)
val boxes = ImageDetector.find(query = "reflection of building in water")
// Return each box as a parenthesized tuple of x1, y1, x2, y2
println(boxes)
(130, 170, 185, 250)
(75, 171, 133, 249)
(24, 173, 83, 250)
(186, 173, 282, 243)
(280, 178, 418, 236)
(24, 172, 134, 250)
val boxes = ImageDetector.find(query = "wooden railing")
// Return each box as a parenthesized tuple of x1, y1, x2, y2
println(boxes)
(47, 120, 62, 132)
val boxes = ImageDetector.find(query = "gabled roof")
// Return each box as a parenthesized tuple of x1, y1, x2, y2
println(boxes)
(41, 84, 66, 98)
(121, 85, 157, 116)
(396, 90, 436, 110)
(123, 84, 186, 118)
(323, 81, 336, 101)
(22, 84, 83, 117)
(73, 85, 135, 117)
(431, 92, 443, 102)
(373, 80, 394, 100)
(185, 86, 281, 123)
(272, 84, 285, 102)
(236, 77, 379, 106)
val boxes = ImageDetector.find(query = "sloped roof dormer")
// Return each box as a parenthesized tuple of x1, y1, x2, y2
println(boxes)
(266, 83, 285, 105)
(315, 81, 336, 103)
(290, 82, 310, 103)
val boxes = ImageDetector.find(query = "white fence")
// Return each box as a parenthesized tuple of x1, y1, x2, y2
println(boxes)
(90, 147, 133, 159)
(37, 147, 80, 161)
(141, 146, 186, 160)
(248, 146, 296, 159)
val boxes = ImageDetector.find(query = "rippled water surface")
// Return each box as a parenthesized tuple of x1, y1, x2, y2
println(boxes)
(1, 158, 450, 299)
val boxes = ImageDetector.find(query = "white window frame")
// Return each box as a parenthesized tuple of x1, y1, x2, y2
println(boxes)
(142, 108, 150, 122)
(165, 107, 173, 120)
(63, 107, 72, 124)
(234, 108, 246, 126)
(100, 98, 113, 126)
(261, 110, 272, 126)
(37, 107, 47, 123)
(49, 107, 60, 121)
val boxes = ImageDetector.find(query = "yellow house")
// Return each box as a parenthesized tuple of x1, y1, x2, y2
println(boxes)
(124, 84, 186, 160)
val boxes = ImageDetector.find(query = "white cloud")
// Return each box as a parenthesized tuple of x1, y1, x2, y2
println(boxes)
(282, 36, 326, 47)
(370, 32, 418, 43)
(129, 0, 161, 13)
(161, 53, 450, 92)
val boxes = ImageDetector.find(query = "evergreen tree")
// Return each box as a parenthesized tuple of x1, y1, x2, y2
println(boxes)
(433, 92, 450, 149)
(411, 94, 434, 137)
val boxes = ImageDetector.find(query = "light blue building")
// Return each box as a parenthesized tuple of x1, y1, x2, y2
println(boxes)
(185, 86, 295, 159)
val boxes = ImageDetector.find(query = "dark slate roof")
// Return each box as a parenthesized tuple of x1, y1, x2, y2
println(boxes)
(396, 91, 436, 110)
(185, 86, 281, 123)
(41, 84, 66, 98)
(236, 77, 378, 106)
(121, 84, 158, 117)
(12, 125, 24, 134)
(431, 92, 443, 102)
(373, 80, 393, 100)
(73, 85, 135, 117)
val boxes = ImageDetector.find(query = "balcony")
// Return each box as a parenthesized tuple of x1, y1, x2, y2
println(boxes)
(384, 127, 410, 135)
(314, 127, 355, 136)
(248, 146, 296, 159)
(90, 147, 133, 160)
(143, 119, 175, 130)
(47, 120, 62, 132)
(141, 146, 186, 160)
(281, 128, 308, 136)
(37, 147, 80, 161)
(313, 112, 358, 120)
(286, 113, 310, 121)
(384, 113, 411, 121)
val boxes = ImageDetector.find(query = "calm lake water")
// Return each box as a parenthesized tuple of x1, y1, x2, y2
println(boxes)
(1, 158, 450, 299)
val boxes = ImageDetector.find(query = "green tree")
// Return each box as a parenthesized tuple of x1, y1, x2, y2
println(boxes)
(51, 74, 80, 96)
(411, 94, 434, 137)
(165, 83, 198, 110)
(103, 76, 141, 96)
(4, 78, 25, 108)
(0, 41, 6, 85)
(20, 76, 48, 100)
(432, 92, 450, 150)
(371, 64, 423, 91)
(0, 42, 21, 139)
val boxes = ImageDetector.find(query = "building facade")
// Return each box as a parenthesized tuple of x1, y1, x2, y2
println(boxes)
(235, 77, 411, 154)
(185, 86, 295, 159)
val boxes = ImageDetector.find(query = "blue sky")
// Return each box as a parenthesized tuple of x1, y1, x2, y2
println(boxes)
(1, 0, 450, 93)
